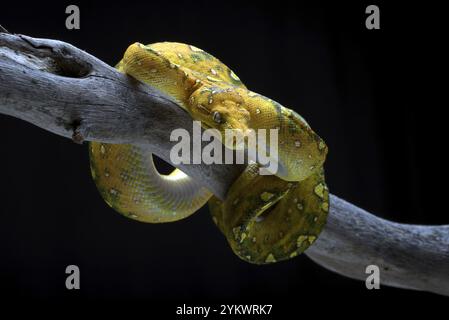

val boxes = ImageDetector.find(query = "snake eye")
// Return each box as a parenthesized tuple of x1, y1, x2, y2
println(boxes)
(212, 111, 223, 124)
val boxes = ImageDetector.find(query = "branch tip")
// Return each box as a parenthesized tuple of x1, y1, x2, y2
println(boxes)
(0, 24, 10, 34)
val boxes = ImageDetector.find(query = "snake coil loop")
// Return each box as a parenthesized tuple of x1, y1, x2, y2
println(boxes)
(89, 42, 329, 264)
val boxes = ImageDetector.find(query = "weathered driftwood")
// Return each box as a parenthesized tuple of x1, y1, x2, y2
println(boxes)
(1, 32, 448, 296)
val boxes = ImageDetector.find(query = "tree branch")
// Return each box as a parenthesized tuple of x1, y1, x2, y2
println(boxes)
(308, 195, 449, 296)
(1, 32, 448, 296)
(0, 32, 245, 199)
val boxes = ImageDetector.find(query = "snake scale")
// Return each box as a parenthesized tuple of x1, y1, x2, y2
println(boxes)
(89, 42, 329, 264)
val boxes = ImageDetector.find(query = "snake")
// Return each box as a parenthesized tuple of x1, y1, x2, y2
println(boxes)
(89, 42, 329, 264)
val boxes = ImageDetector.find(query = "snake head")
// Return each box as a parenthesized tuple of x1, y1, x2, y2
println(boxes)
(188, 87, 250, 149)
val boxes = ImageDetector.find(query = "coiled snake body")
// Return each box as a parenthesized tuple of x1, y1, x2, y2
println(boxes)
(89, 42, 329, 264)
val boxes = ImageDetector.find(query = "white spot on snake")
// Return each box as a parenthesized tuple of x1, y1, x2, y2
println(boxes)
(209, 98, 213, 104)
(100, 145, 106, 154)
(230, 70, 240, 81)
(321, 201, 329, 212)
(297, 203, 304, 211)
(295, 140, 301, 147)
(189, 45, 203, 52)
(293, 198, 298, 203)
(210, 68, 217, 75)
(252, 237, 257, 243)
(240, 232, 247, 243)
(265, 253, 276, 263)
(314, 183, 325, 199)
(255, 108, 261, 114)
(313, 216, 318, 222)
(120, 172, 129, 180)
(297, 235, 316, 248)
(150, 68, 157, 73)
(308, 235, 316, 244)
(260, 192, 274, 201)
(255, 216, 265, 223)
(177, 53, 183, 59)
(207, 76, 221, 82)
(297, 235, 307, 248)
(109, 188, 118, 196)
(319, 141, 326, 150)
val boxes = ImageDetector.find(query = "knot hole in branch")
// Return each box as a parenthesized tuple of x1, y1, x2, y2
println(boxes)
(51, 49, 92, 78)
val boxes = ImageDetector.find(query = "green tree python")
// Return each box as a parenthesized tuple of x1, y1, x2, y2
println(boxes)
(89, 42, 329, 264)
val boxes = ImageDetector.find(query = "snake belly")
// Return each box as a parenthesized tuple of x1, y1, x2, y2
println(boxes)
(89, 42, 329, 263)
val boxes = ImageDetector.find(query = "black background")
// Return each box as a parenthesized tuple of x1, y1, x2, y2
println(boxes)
(0, 0, 447, 315)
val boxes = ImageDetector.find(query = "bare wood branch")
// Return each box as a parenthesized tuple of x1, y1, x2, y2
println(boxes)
(308, 195, 449, 296)
(1, 32, 448, 296)
(0, 32, 245, 199)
